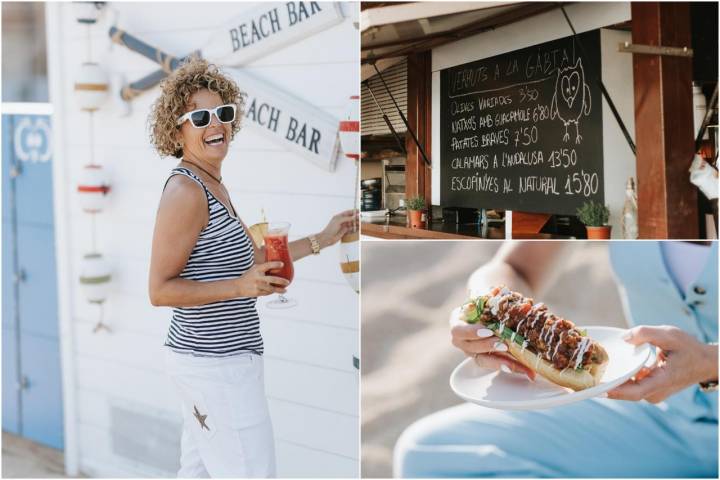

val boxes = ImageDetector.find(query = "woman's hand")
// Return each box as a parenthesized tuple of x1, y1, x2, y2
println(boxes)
(234, 261, 290, 297)
(607, 325, 718, 403)
(449, 311, 536, 381)
(316, 209, 359, 249)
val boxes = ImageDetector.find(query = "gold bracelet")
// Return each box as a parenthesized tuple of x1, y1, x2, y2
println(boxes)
(308, 235, 321, 255)
(700, 381, 718, 393)
(700, 342, 718, 392)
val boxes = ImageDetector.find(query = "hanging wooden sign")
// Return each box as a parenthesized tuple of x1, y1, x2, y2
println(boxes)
(230, 68, 340, 171)
(109, 1, 343, 95)
(107, 2, 344, 170)
(203, 2, 343, 65)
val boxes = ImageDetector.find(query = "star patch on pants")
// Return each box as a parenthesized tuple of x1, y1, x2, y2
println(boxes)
(193, 405, 210, 430)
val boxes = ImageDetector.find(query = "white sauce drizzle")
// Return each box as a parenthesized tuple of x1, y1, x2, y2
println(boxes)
(488, 287, 512, 315)
(543, 320, 559, 360)
(500, 311, 509, 331)
(487, 288, 518, 339)
(537, 318, 549, 356)
(530, 311, 545, 330)
(573, 337, 591, 370)
(516, 318, 527, 336)
(552, 332, 565, 361)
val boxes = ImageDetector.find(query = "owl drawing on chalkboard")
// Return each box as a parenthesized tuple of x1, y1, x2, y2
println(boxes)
(550, 57, 591, 144)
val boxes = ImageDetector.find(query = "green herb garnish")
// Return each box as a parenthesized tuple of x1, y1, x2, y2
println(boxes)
(486, 322, 526, 347)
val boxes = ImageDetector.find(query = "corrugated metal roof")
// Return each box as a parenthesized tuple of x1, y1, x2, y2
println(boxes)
(361, 59, 407, 136)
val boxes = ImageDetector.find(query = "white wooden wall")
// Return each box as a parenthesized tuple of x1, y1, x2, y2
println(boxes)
(46, 2, 359, 477)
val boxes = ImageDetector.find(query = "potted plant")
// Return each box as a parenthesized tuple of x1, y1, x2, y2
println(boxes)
(405, 196, 426, 228)
(577, 200, 611, 239)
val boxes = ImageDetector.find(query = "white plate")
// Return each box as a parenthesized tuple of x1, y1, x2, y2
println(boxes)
(450, 326, 653, 410)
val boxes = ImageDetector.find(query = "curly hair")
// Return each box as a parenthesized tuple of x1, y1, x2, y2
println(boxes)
(148, 57, 246, 158)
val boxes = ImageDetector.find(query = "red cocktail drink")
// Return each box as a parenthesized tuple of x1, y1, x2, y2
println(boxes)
(265, 233, 294, 283)
(263, 222, 297, 308)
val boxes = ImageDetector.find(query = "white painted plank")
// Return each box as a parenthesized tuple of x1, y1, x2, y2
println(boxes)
(74, 356, 177, 411)
(265, 357, 358, 416)
(262, 316, 357, 372)
(74, 323, 167, 373)
(276, 440, 359, 478)
(268, 398, 358, 459)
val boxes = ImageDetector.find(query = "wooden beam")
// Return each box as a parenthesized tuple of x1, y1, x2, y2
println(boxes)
(361, 2, 412, 12)
(631, 2, 698, 239)
(405, 51, 432, 204)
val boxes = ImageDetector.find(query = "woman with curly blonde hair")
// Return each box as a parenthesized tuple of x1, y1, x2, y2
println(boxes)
(148, 58, 355, 477)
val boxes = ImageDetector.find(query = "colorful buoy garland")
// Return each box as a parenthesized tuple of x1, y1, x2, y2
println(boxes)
(338, 95, 359, 293)
(74, 2, 113, 333)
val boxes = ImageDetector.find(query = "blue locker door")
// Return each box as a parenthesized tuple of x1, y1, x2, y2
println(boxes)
(2, 113, 64, 449)
(2, 115, 20, 435)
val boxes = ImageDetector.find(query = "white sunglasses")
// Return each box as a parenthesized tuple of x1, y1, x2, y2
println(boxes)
(176, 104, 236, 128)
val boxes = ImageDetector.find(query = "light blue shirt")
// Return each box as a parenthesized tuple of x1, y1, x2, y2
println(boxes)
(610, 241, 717, 422)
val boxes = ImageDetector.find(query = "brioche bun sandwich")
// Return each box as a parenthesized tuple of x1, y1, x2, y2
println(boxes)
(459, 285, 609, 391)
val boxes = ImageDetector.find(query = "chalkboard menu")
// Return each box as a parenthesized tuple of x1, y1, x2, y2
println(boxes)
(440, 31, 604, 215)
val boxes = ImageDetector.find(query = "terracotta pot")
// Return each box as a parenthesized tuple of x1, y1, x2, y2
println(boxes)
(586, 225, 612, 239)
(408, 209, 425, 228)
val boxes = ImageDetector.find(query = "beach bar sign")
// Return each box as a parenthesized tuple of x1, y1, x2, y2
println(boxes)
(230, 68, 340, 171)
(203, 2, 343, 65)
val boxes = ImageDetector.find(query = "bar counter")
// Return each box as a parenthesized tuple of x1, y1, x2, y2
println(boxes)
(361, 216, 505, 240)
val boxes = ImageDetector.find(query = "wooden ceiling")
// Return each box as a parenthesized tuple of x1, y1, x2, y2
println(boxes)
(362, 2, 562, 67)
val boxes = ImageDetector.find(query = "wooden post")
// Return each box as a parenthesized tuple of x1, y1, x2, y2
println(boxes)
(631, 2, 698, 238)
(405, 51, 432, 203)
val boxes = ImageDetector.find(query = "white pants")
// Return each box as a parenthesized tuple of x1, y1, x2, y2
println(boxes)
(165, 349, 276, 478)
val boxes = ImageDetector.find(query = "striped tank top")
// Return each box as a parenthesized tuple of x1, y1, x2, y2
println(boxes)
(162, 166, 263, 357)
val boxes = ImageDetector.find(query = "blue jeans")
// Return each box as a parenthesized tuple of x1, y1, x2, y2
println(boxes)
(394, 398, 718, 478)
